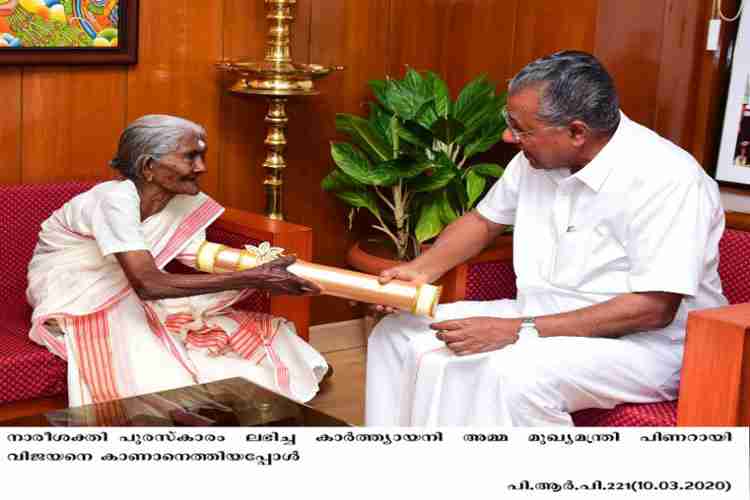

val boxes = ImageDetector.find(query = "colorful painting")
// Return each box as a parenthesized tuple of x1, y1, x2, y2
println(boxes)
(0, 0, 120, 49)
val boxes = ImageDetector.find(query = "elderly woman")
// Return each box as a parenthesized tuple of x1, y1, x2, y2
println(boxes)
(27, 114, 328, 407)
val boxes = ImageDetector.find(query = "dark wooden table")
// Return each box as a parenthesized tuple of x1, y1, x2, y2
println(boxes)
(2, 377, 349, 427)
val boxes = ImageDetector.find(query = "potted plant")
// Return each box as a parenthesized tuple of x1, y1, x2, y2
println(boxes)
(322, 69, 507, 269)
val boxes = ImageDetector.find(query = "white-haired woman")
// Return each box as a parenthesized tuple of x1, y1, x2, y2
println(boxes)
(27, 115, 328, 408)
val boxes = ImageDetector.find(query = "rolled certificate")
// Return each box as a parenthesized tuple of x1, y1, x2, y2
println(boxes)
(196, 241, 442, 317)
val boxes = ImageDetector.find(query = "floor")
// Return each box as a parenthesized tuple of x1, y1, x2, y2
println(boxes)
(306, 321, 368, 426)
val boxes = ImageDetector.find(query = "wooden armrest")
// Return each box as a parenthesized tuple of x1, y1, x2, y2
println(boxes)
(438, 235, 514, 303)
(213, 208, 313, 340)
(677, 303, 750, 426)
(726, 211, 750, 231)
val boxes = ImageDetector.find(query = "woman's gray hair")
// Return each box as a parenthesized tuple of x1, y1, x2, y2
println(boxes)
(110, 114, 206, 181)
(508, 51, 620, 134)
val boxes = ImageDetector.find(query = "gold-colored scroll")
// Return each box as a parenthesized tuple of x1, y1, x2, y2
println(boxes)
(196, 241, 442, 317)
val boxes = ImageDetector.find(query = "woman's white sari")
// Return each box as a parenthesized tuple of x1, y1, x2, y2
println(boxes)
(27, 181, 327, 408)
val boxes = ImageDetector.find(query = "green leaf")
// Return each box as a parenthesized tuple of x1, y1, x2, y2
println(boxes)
(335, 191, 381, 219)
(462, 130, 503, 160)
(454, 75, 498, 124)
(408, 164, 457, 193)
(471, 163, 505, 178)
(379, 158, 430, 182)
(331, 143, 400, 186)
(403, 68, 429, 97)
(452, 176, 468, 209)
(321, 169, 363, 192)
(468, 94, 505, 127)
(368, 103, 394, 142)
(415, 198, 445, 243)
(426, 71, 451, 118)
(369, 79, 390, 110)
(465, 169, 487, 208)
(393, 119, 432, 149)
(430, 117, 466, 145)
(438, 191, 459, 225)
(415, 98, 439, 129)
(335, 114, 392, 162)
(455, 95, 505, 146)
(433, 150, 460, 170)
(384, 78, 434, 121)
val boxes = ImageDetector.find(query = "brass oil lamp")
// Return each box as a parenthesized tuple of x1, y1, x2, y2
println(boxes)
(218, 0, 342, 220)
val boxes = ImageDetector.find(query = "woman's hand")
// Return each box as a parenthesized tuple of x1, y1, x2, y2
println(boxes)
(243, 255, 321, 296)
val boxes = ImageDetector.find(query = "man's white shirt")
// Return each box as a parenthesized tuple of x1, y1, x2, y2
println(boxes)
(476, 112, 727, 341)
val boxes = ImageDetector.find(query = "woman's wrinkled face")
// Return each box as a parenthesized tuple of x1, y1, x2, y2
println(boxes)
(149, 131, 207, 196)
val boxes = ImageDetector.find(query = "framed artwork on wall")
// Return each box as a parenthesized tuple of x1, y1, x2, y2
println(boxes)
(0, 0, 138, 65)
(716, 11, 750, 188)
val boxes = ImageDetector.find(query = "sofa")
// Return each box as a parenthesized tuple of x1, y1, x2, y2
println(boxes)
(0, 181, 313, 421)
(438, 213, 750, 426)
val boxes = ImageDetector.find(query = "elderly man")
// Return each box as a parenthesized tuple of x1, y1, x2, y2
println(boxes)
(28, 115, 327, 407)
(366, 51, 727, 426)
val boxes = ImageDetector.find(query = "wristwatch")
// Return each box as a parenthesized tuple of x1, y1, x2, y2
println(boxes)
(517, 317, 539, 341)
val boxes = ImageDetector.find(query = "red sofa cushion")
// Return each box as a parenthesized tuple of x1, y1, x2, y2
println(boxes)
(718, 228, 750, 305)
(0, 182, 271, 405)
(0, 297, 67, 404)
(0, 182, 94, 405)
(462, 227, 750, 426)
(572, 401, 677, 426)
(0, 181, 96, 311)
(466, 260, 517, 301)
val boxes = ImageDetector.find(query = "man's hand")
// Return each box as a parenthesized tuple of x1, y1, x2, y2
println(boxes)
(430, 317, 521, 356)
(369, 263, 434, 314)
(377, 263, 432, 286)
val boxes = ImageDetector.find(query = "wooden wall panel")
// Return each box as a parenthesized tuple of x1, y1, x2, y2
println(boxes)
(126, 0, 224, 198)
(217, 91, 267, 213)
(297, 0, 390, 324)
(0, 68, 21, 185)
(440, 0, 520, 93)
(653, 0, 705, 151)
(512, 0, 598, 73)
(22, 67, 126, 184)
(68, 68, 127, 180)
(595, 0, 667, 129)
(22, 68, 72, 183)
(388, 0, 448, 77)
(389, 0, 519, 94)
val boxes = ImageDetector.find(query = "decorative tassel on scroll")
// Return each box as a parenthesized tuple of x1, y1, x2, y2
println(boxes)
(196, 241, 442, 317)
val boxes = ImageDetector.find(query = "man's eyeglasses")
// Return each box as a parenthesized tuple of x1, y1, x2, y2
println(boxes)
(501, 109, 563, 141)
